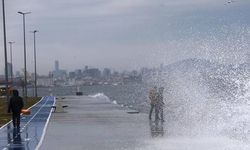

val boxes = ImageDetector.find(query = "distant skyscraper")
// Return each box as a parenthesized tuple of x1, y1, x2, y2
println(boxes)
(52, 60, 67, 79)
(55, 60, 59, 71)
(84, 68, 101, 78)
(69, 72, 76, 79)
(75, 69, 82, 78)
(103, 68, 111, 78)
(84, 66, 88, 71)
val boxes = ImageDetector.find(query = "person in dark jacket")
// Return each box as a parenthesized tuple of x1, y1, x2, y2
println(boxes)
(149, 86, 159, 120)
(8, 90, 24, 128)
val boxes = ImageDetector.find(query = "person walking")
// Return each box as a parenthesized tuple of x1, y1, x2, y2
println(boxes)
(158, 87, 165, 122)
(8, 90, 24, 128)
(149, 86, 159, 120)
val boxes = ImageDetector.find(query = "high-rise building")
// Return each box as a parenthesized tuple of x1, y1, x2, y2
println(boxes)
(55, 60, 59, 71)
(103, 68, 111, 78)
(52, 60, 67, 79)
(69, 72, 76, 79)
(75, 69, 82, 78)
(84, 68, 101, 78)
(84, 66, 88, 71)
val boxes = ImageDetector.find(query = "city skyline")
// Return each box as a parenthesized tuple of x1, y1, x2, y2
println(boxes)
(0, 59, 147, 77)
(0, 0, 250, 75)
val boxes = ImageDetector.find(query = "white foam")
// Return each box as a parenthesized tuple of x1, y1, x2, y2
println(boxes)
(89, 93, 111, 102)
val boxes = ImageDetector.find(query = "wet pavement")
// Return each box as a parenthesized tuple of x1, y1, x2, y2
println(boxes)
(39, 96, 163, 150)
(0, 96, 55, 150)
(3, 95, 246, 150)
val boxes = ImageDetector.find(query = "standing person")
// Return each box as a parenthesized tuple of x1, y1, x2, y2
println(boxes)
(158, 87, 165, 122)
(8, 90, 24, 128)
(149, 86, 159, 120)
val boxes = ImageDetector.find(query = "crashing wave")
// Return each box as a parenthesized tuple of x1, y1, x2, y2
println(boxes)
(88, 93, 118, 105)
(88, 93, 111, 102)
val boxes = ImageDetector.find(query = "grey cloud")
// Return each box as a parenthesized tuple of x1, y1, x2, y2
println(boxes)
(0, 0, 250, 74)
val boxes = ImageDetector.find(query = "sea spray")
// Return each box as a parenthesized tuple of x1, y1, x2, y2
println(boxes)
(151, 59, 250, 141)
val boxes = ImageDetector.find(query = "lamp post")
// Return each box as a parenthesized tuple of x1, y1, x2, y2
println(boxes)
(2, 0, 9, 101)
(31, 30, 38, 97)
(8, 41, 15, 83)
(18, 11, 31, 100)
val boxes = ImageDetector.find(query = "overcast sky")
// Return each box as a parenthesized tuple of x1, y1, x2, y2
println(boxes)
(0, 0, 250, 75)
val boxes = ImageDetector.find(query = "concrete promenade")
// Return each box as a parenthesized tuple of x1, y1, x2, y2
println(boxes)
(40, 96, 164, 150)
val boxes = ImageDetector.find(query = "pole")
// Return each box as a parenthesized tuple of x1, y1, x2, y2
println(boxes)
(23, 14, 27, 100)
(9, 41, 14, 83)
(32, 30, 38, 97)
(18, 11, 31, 100)
(2, 0, 9, 101)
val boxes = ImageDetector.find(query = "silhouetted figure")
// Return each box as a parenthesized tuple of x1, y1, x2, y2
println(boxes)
(7, 124, 11, 143)
(8, 90, 24, 128)
(157, 87, 165, 122)
(13, 127, 22, 145)
(7, 124, 24, 149)
(149, 86, 159, 120)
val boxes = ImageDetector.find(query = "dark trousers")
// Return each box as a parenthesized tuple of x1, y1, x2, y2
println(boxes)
(12, 113, 21, 128)
(149, 104, 159, 120)
(159, 106, 164, 121)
